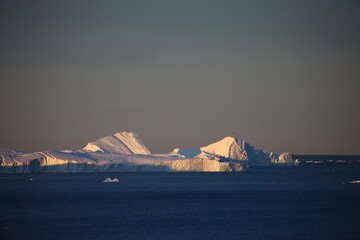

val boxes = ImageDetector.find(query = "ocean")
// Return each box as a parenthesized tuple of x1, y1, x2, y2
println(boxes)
(1, 159, 360, 240)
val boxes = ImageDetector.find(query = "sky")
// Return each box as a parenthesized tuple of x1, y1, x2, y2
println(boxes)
(0, 0, 359, 155)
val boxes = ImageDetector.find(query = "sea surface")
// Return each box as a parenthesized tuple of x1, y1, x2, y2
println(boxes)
(1, 158, 360, 240)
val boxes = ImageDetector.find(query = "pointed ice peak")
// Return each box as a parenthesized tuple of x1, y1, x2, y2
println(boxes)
(83, 131, 151, 155)
(200, 136, 249, 158)
(199, 135, 296, 166)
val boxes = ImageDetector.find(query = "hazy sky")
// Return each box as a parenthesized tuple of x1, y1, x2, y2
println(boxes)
(0, 0, 359, 154)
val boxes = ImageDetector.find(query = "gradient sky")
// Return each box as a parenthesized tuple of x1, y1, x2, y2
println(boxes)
(0, 0, 359, 154)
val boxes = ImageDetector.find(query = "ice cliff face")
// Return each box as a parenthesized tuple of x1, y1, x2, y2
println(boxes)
(0, 132, 295, 173)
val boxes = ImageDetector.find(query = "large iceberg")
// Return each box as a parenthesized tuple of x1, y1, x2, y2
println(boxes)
(0, 132, 296, 173)
(174, 136, 298, 166)
(0, 132, 246, 173)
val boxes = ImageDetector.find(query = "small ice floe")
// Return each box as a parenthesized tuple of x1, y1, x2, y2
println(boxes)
(103, 178, 119, 183)
(350, 180, 360, 184)
(29, 178, 34, 181)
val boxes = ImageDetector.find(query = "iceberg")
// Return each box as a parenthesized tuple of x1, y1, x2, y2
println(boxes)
(103, 178, 119, 183)
(0, 131, 295, 173)
(174, 136, 298, 166)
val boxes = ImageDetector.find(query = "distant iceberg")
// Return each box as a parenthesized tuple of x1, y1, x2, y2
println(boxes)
(103, 178, 119, 183)
(0, 131, 295, 173)
(350, 180, 360, 184)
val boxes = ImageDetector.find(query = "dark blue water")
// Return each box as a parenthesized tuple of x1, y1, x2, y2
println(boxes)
(1, 163, 360, 240)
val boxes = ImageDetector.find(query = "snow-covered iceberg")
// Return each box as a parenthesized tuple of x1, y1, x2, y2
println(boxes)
(0, 132, 295, 173)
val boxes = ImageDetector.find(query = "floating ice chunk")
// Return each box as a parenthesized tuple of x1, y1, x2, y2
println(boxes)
(103, 178, 119, 183)
(350, 180, 360, 184)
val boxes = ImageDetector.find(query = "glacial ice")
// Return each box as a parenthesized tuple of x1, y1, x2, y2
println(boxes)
(103, 178, 119, 183)
(199, 136, 298, 166)
(172, 136, 298, 166)
(0, 131, 296, 173)
(83, 131, 151, 154)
